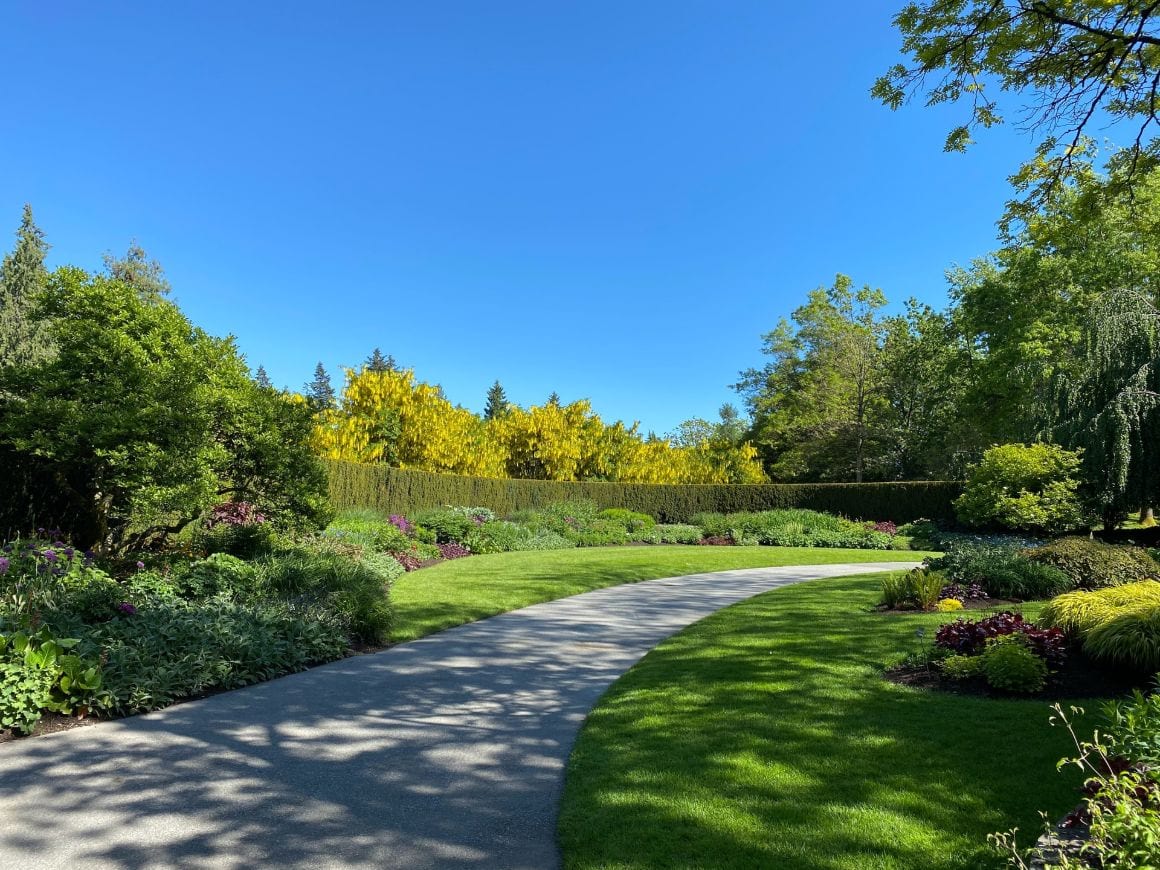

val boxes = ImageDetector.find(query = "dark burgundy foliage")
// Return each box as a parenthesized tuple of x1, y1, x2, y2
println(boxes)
(206, 502, 267, 528)
(698, 535, 734, 546)
(437, 543, 471, 560)
(392, 551, 423, 572)
(869, 521, 897, 536)
(935, 611, 1067, 666)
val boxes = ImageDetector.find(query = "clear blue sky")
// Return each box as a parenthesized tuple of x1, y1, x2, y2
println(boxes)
(1, 1, 1035, 435)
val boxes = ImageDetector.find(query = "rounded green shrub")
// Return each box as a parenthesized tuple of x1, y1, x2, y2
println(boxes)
(174, 552, 258, 599)
(411, 508, 475, 544)
(940, 654, 984, 680)
(1040, 581, 1160, 636)
(598, 508, 657, 534)
(954, 443, 1088, 534)
(981, 636, 1047, 693)
(1024, 537, 1158, 589)
(1084, 603, 1160, 672)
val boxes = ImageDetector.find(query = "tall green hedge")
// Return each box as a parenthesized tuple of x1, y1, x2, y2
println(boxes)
(324, 460, 960, 524)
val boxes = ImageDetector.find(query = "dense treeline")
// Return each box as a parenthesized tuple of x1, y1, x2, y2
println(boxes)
(735, 152, 1160, 524)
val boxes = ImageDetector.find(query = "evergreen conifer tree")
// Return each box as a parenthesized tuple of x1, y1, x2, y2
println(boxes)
(484, 380, 510, 420)
(102, 240, 171, 300)
(255, 365, 274, 389)
(547, 391, 561, 406)
(0, 204, 53, 368)
(365, 348, 391, 372)
(306, 362, 336, 410)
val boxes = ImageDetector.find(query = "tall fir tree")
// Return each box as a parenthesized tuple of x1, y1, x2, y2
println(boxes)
(306, 362, 336, 410)
(102, 240, 171, 300)
(484, 380, 510, 420)
(547, 391, 561, 406)
(364, 347, 397, 372)
(255, 365, 274, 389)
(0, 204, 53, 368)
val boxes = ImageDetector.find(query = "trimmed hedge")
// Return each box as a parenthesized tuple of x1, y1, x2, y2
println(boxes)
(324, 460, 960, 524)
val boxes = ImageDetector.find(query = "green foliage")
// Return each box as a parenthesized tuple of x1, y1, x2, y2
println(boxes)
(0, 204, 53, 369)
(570, 519, 629, 548)
(255, 546, 395, 644)
(0, 627, 101, 733)
(1105, 688, 1160, 768)
(89, 597, 348, 715)
(1084, 604, 1160, 672)
(879, 567, 945, 610)
(173, 553, 257, 599)
(306, 361, 336, 411)
(652, 524, 704, 544)
(464, 521, 532, 554)
(954, 444, 1088, 534)
(980, 635, 1047, 694)
(597, 508, 656, 533)
(323, 459, 960, 524)
(928, 542, 1071, 600)
(0, 267, 331, 551)
(940, 654, 983, 681)
(483, 380, 510, 420)
(698, 509, 893, 549)
(411, 508, 475, 545)
(1024, 537, 1158, 590)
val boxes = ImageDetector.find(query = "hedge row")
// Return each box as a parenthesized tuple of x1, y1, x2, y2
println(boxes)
(324, 460, 961, 524)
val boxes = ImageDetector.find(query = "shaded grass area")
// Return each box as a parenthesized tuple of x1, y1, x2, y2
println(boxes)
(390, 546, 933, 643)
(558, 575, 1090, 870)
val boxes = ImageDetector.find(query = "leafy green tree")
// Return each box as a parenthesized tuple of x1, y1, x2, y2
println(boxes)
(306, 362, 336, 411)
(255, 365, 274, 389)
(364, 347, 396, 372)
(102, 240, 171, 299)
(1055, 290, 1160, 527)
(0, 205, 53, 369)
(0, 268, 330, 551)
(484, 380, 510, 420)
(874, 1, 1160, 200)
(736, 275, 891, 481)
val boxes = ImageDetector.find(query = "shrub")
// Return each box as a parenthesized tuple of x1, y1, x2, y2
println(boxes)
(173, 552, 257, 599)
(448, 506, 495, 524)
(88, 596, 348, 715)
(695, 509, 892, 550)
(926, 542, 1071, 599)
(410, 508, 476, 544)
(654, 524, 704, 544)
(941, 654, 983, 680)
(437, 542, 471, 560)
(981, 635, 1047, 693)
(880, 572, 911, 609)
(388, 514, 414, 535)
(935, 612, 1067, 665)
(464, 521, 534, 555)
(256, 549, 394, 644)
(699, 535, 734, 546)
(936, 598, 964, 612)
(1085, 604, 1160, 672)
(1040, 581, 1160, 636)
(0, 627, 103, 733)
(954, 443, 1088, 534)
(1024, 537, 1159, 590)
(1104, 688, 1160, 767)
(938, 582, 989, 603)
(0, 539, 122, 624)
(571, 520, 628, 548)
(193, 522, 280, 560)
(598, 508, 656, 533)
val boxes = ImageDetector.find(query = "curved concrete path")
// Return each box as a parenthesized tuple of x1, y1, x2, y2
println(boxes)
(0, 561, 915, 869)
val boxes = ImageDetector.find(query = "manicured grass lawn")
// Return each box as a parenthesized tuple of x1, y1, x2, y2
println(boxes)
(389, 546, 934, 643)
(558, 574, 1090, 870)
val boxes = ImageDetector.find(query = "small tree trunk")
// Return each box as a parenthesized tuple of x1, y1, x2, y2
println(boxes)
(1141, 506, 1154, 524)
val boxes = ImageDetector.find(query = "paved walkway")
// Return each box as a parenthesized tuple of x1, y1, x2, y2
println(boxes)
(0, 561, 915, 869)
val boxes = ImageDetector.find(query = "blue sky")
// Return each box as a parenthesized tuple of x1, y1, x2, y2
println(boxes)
(1, 2, 1036, 435)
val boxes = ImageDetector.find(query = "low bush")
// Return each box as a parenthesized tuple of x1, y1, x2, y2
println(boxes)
(0, 627, 102, 733)
(926, 541, 1071, 599)
(89, 597, 348, 715)
(1085, 605, 1160, 672)
(880, 568, 950, 610)
(935, 612, 1067, 666)
(936, 598, 963, 612)
(654, 524, 704, 544)
(410, 508, 477, 544)
(938, 582, 989, 603)
(1023, 537, 1159, 590)
(173, 552, 258, 599)
(571, 520, 629, 548)
(940, 654, 983, 680)
(598, 508, 656, 533)
(255, 548, 396, 644)
(1039, 581, 1160, 637)
(694, 509, 892, 550)
(980, 635, 1047, 693)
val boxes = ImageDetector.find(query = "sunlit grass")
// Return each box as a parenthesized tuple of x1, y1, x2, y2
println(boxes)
(559, 575, 1088, 870)
(389, 546, 932, 643)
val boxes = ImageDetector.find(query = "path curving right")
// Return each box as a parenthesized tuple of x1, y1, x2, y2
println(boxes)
(0, 561, 917, 870)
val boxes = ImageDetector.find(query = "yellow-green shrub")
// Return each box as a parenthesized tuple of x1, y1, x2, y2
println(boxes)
(1040, 581, 1160, 636)
(1085, 605, 1160, 672)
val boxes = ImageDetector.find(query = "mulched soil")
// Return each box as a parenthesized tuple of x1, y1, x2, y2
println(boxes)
(886, 652, 1149, 701)
(0, 711, 97, 744)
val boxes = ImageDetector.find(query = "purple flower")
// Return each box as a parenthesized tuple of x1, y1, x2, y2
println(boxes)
(63, 547, 75, 558)
(136, 561, 145, 571)
(42, 549, 58, 563)
(117, 602, 138, 616)
(0, 557, 9, 575)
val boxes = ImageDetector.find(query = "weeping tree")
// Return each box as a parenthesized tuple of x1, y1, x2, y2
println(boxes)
(1056, 290, 1160, 528)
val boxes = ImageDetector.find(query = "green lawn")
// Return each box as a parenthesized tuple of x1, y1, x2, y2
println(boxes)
(558, 574, 1090, 870)
(389, 546, 933, 643)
